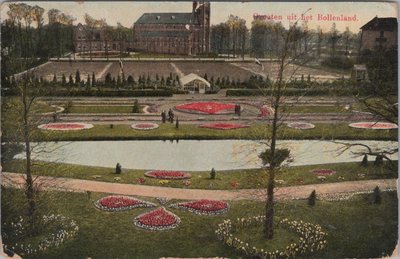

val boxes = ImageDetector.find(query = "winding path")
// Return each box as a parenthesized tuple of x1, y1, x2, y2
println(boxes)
(2, 172, 396, 201)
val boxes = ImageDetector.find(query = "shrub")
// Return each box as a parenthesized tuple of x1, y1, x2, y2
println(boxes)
(259, 148, 290, 168)
(373, 186, 381, 204)
(308, 190, 316, 206)
(132, 99, 140, 113)
(361, 154, 368, 167)
(374, 155, 384, 166)
(210, 168, 216, 179)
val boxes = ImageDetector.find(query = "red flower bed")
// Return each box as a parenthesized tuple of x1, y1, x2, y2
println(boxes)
(258, 105, 274, 117)
(311, 169, 336, 176)
(145, 170, 191, 180)
(131, 123, 159, 130)
(133, 207, 180, 231)
(199, 122, 249, 130)
(175, 102, 236, 115)
(287, 122, 315, 130)
(95, 196, 155, 212)
(349, 122, 398, 129)
(171, 199, 229, 215)
(38, 122, 93, 131)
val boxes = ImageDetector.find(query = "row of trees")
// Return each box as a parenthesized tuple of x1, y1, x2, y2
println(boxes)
(211, 15, 360, 59)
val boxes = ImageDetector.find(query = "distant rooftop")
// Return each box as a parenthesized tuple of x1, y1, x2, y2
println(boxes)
(361, 17, 397, 31)
(135, 13, 199, 25)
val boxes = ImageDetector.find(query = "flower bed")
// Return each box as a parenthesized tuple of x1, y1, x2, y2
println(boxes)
(95, 196, 156, 212)
(38, 122, 93, 131)
(175, 101, 237, 115)
(170, 199, 229, 215)
(4, 214, 79, 256)
(311, 169, 336, 176)
(145, 170, 191, 180)
(349, 122, 398, 129)
(258, 105, 274, 117)
(216, 216, 327, 258)
(131, 122, 159, 130)
(199, 122, 249, 130)
(133, 207, 181, 231)
(287, 122, 315, 130)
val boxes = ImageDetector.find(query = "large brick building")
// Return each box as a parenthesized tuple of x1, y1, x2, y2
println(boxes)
(132, 1, 210, 55)
(360, 16, 398, 51)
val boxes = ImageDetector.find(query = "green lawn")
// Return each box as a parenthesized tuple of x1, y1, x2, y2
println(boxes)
(3, 160, 397, 190)
(20, 123, 397, 142)
(282, 105, 351, 113)
(67, 105, 144, 114)
(2, 188, 397, 258)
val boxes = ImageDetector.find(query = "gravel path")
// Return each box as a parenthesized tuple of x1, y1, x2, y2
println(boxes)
(2, 172, 396, 201)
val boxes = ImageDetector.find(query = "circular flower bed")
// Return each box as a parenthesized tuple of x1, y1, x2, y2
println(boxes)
(349, 122, 398, 129)
(311, 169, 336, 176)
(287, 122, 315, 130)
(170, 199, 229, 215)
(175, 101, 237, 115)
(133, 207, 181, 231)
(38, 122, 93, 131)
(145, 170, 191, 180)
(95, 195, 156, 212)
(131, 122, 159, 130)
(216, 216, 327, 258)
(4, 214, 79, 256)
(199, 122, 249, 130)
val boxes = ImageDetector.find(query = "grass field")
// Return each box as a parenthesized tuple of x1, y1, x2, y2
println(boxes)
(24, 123, 397, 142)
(66, 105, 144, 114)
(3, 160, 397, 190)
(282, 105, 351, 113)
(2, 188, 397, 258)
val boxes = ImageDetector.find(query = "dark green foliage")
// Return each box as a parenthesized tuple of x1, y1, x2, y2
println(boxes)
(175, 117, 179, 129)
(308, 190, 316, 206)
(361, 154, 368, 167)
(115, 163, 122, 174)
(374, 155, 384, 166)
(75, 70, 81, 84)
(105, 73, 112, 84)
(259, 148, 290, 168)
(210, 168, 216, 179)
(61, 74, 67, 86)
(132, 99, 140, 113)
(92, 72, 96, 87)
(321, 56, 354, 70)
(373, 186, 381, 204)
(68, 75, 74, 87)
(52, 74, 57, 83)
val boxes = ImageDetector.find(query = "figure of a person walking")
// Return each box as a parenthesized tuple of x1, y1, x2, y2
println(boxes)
(161, 110, 167, 123)
(168, 108, 174, 123)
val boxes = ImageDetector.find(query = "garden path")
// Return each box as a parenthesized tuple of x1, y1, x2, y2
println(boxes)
(2, 172, 396, 201)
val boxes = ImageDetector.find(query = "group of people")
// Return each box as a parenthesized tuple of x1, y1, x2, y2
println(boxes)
(161, 108, 175, 123)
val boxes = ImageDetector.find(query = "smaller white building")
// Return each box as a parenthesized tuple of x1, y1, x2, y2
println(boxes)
(179, 73, 211, 94)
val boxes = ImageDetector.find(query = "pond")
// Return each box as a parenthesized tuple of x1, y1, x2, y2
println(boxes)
(16, 140, 397, 171)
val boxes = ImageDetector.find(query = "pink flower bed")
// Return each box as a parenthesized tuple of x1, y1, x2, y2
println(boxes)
(133, 207, 181, 231)
(311, 169, 336, 176)
(145, 170, 191, 180)
(349, 122, 398, 130)
(287, 122, 315, 130)
(95, 195, 155, 212)
(170, 199, 229, 215)
(175, 101, 236, 115)
(199, 122, 249, 130)
(258, 105, 274, 117)
(38, 122, 93, 131)
(131, 123, 159, 130)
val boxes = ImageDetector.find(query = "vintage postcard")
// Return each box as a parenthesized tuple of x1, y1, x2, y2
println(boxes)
(0, 1, 398, 258)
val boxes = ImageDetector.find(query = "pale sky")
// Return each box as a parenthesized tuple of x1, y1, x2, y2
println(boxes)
(0, 1, 397, 32)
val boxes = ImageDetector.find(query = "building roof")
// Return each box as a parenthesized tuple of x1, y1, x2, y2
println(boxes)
(361, 17, 397, 31)
(135, 13, 198, 25)
(138, 31, 190, 38)
(180, 73, 210, 87)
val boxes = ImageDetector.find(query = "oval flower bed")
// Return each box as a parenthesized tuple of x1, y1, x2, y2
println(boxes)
(175, 101, 237, 115)
(216, 216, 327, 258)
(349, 122, 398, 130)
(4, 214, 79, 256)
(287, 122, 315, 130)
(131, 122, 159, 130)
(145, 170, 191, 180)
(170, 199, 229, 215)
(133, 207, 181, 231)
(38, 122, 93, 131)
(199, 122, 249, 130)
(311, 169, 336, 176)
(95, 195, 156, 212)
